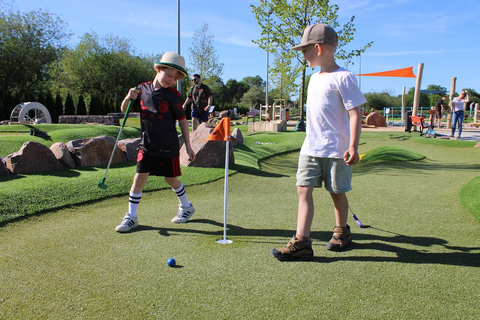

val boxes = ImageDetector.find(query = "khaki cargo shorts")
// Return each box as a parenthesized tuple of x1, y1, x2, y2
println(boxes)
(296, 154, 352, 193)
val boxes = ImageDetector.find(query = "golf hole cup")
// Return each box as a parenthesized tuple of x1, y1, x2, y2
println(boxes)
(167, 258, 176, 267)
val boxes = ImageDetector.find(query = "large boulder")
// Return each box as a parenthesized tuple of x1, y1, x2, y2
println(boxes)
(117, 138, 141, 162)
(66, 135, 123, 167)
(0, 157, 9, 176)
(231, 127, 244, 146)
(50, 142, 76, 168)
(180, 122, 234, 167)
(5, 141, 65, 174)
(366, 112, 387, 127)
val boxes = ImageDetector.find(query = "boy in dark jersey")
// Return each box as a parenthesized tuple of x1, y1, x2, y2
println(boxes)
(115, 52, 196, 233)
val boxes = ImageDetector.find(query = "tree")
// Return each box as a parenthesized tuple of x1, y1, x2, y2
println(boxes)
(242, 76, 264, 88)
(206, 75, 227, 110)
(364, 92, 396, 111)
(241, 86, 265, 110)
(60, 32, 154, 113)
(251, 0, 372, 120)
(405, 87, 429, 109)
(426, 84, 448, 107)
(76, 95, 87, 115)
(225, 79, 250, 104)
(188, 22, 224, 85)
(64, 93, 75, 115)
(89, 94, 103, 115)
(0, 5, 71, 96)
(44, 91, 55, 121)
(53, 92, 63, 123)
(270, 46, 298, 100)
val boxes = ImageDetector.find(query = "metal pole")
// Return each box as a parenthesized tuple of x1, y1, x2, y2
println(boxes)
(358, 51, 361, 91)
(177, 0, 181, 93)
(265, 29, 269, 120)
(265, 11, 272, 121)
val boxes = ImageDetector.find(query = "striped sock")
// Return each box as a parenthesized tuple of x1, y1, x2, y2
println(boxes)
(128, 192, 142, 218)
(173, 183, 190, 208)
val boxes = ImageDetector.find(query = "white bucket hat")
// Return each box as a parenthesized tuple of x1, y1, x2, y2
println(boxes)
(154, 52, 188, 79)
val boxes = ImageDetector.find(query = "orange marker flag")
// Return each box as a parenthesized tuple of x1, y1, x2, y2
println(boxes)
(206, 117, 231, 141)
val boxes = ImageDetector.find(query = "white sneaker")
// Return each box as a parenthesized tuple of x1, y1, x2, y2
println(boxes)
(171, 204, 195, 223)
(115, 213, 139, 232)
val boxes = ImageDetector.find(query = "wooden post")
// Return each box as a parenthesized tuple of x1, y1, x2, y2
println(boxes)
(412, 63, 424, 117)
(447, 77, 456, 129)
(411, 63, 424, 132)
(401, 86, 406, 123)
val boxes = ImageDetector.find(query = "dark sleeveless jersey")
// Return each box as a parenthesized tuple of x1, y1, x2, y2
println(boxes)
(137, 82, 186, 157)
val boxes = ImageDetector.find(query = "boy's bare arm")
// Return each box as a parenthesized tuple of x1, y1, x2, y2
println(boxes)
(344, 106, 362, 166)
(121, 88, 139, 113)
(178, 119, 195, 162)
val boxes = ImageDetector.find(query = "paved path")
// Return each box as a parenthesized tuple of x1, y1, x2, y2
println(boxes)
(362, 125, 480, 142)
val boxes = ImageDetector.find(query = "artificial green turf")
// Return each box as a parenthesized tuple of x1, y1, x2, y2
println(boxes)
(0, 127, 305, 223)
(360, 145, 425, 162)
(1, 128, 479, 319)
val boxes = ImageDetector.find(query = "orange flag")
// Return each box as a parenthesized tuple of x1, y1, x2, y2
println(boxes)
(356, 66, 416, 78)
(206, 117, 231, 141)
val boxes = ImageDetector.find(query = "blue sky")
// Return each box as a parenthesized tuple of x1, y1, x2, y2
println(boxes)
(10, 0, 480, 96)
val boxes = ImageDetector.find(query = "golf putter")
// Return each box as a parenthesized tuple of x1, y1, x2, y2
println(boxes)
(348, 205, 364, 228)
(98, 88, 138, 189)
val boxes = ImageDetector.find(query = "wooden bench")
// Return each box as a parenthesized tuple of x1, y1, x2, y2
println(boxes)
(409, 115, 429, 135)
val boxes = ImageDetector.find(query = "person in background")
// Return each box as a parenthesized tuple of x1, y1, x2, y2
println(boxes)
(183, 74, 213, 130)
(435, 96, 447, 128)
(450, 90, 469, 139)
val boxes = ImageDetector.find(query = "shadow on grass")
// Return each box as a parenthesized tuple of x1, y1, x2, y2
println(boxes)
(354, 159, 480, 176)
(127, 218, 480, 268)
(232, 164, 289, 178)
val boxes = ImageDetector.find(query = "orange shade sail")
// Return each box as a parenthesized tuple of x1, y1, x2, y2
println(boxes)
(356, 66, 416, 78)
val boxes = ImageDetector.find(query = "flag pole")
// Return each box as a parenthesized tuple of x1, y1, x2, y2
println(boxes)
(217, 116, 232, 244)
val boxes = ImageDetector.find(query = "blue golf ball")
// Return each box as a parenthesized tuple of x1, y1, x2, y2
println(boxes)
(167, 258, 176, 267)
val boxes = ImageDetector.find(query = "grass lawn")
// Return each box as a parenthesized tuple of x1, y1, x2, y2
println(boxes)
(1, 127, 479, 319)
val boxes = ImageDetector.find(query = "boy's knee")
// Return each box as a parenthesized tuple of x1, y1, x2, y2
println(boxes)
(165, 177, 180, 189)
(297, 185, 314, 195)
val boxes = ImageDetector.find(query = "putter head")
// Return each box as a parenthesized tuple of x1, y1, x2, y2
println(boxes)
(352, 214, 364, 228)
(97, 180, 108, 189)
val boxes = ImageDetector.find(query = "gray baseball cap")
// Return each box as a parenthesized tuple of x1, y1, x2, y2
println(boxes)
(292, 23, 338, 51)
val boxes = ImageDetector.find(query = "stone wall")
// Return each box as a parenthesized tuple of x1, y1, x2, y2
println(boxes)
(59, 113, 140, 125)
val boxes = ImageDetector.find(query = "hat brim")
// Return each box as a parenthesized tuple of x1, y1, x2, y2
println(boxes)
(154, 62, 188, 79)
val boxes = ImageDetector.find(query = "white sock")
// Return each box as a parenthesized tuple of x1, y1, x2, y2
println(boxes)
(128, 192, 142, 218)
(173, 183, 191, 208)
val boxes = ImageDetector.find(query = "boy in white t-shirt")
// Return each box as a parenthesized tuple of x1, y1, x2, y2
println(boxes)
(271, 24, 366, 261)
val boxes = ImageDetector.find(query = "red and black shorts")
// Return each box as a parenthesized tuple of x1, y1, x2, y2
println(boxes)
(136, 149, 181, 177)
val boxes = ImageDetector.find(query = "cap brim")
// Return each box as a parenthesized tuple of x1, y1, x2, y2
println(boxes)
(154, 62, 188, 79)
(292, 43, 309, 51)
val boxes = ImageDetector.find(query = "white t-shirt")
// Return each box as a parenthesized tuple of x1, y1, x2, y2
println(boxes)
(300, 67, 366, 159)
(452, 97, 465, 112)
